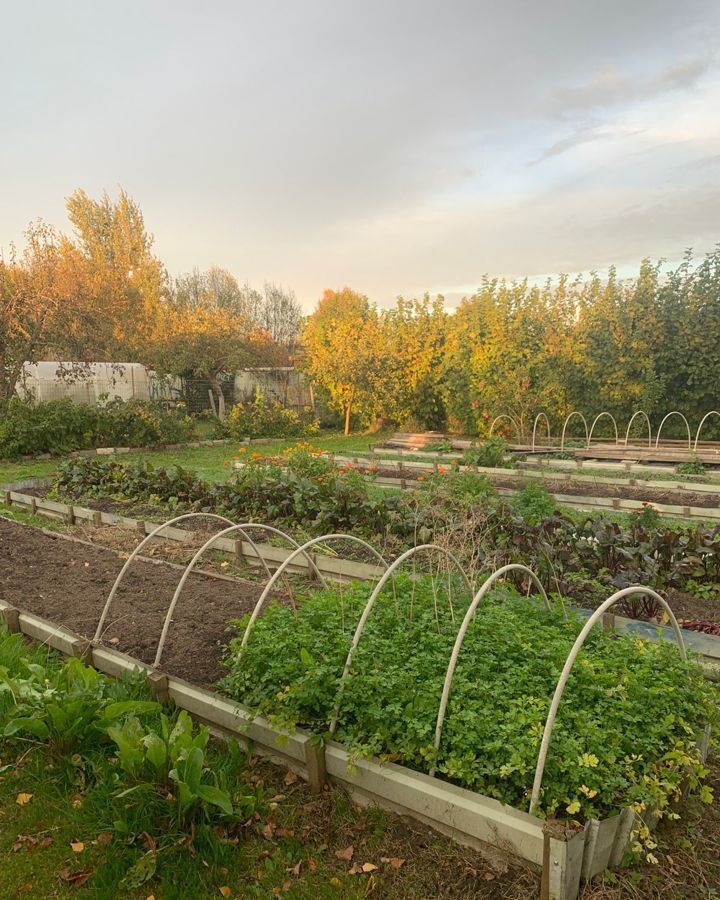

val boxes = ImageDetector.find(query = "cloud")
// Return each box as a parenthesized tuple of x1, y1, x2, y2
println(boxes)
(544, 58, 713, 119)
(1, 0, 720, 308)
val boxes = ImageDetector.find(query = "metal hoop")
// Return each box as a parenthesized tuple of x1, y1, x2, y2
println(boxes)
(694, 411, 720, 451)
(329, 545, 474, 735)
(655, 411, 692, 450)
(430, 564, 553, 776)
(529, 585, 686, 816)
(531, 413, 551, 452)
(560, 412, 589, 451)
(95, 512, 236, 642)
(240, 534, 391, 649)
(488, 415, 521, 442)
(586, 412, 619, 448)
(153, 524, 332, 667)
(624, 410, 652, 448)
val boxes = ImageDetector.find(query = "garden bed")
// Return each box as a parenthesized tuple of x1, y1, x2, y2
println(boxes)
(2, 587, 715, 900)
(0, 518, 273, 685)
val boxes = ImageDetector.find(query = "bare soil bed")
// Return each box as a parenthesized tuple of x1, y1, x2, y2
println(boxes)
(0, 518, 269, 685)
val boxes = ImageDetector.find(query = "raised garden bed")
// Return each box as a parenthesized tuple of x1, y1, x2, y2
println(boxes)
(1, 569, 715, 900)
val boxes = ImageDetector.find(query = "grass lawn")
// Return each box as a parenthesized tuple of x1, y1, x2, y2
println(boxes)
(0, 431, 389, 487)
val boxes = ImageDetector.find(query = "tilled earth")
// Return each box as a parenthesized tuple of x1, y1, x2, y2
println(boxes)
(0, 517, 270, 684)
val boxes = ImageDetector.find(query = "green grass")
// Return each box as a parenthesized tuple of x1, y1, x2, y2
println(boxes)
(0, 431, 389, 488)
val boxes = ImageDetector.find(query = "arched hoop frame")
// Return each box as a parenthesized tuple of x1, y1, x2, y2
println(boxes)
(240, 534, 391, 650)
(488, 415, 521, 442)
(430, 564, 553, 776)
(329, 544, 474, 735)
(95, 512, 236, 641)
(694, 411, 720, 451)
(154, 524, 334, 668)
(528, 585, 687, 816)
(531, 413, 551, 452)
(586, 412, 619, 448)
(655, 411, 692, 450)
(624, 410, 652, 448)
(560, 412, 589, 451)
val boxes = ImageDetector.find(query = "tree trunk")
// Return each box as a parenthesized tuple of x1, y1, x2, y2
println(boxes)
(344, 399, 352, 436)
(207, 375, 227, 421)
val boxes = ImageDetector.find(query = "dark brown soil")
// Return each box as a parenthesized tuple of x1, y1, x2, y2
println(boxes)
(0, 518, 272, 685)
(664, 588, 720, 625)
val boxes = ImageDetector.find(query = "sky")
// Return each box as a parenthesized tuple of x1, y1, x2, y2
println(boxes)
(2, 0, 720, 309)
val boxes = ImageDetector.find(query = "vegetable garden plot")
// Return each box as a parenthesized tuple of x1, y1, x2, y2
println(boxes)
(222, 576, 716, 824)
(1, 510, 718, 899)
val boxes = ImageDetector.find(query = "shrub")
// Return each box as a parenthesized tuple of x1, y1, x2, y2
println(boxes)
(224, 392, 318, 439)
(0, 396, 195, 458)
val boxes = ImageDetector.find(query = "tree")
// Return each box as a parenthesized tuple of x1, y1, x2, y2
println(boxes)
(302, 288, 379, 434)
(0, 221, 87, 401)
(65, 188, 167, 358)
(151, 282, 270, 419)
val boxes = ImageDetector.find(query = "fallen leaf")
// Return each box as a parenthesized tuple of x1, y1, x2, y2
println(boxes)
(38, 837, 54, 849)
(348, 864, 362, 875)
(219, 888, 231, 898)
(139, 832, 156, 853)
(96, 832, 112, 845)
(387, 857, 405, 870)
(308, 859, 318, 872)
(71, 796, 83, 809)
(288, 861, 302, 876)
(18, 883, 33, 894)
(70, 841, 85, 853)
(283, 771, 299, 787)
(269, 794, 285, 803)
(108, 637, 120, 646)
(59, 868, 93, 887)
(329, 877, 342, 888)
(335, 845, 354, 862)
(262, 823, 275, 840)
(362, 863, 378, 873)
(16, 793, 33, 806)
(483, 872, 496, 881)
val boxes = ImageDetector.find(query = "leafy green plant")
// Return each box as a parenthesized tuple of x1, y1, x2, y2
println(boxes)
(424, 439, 454, 454)
(0, 653, 159, 756)
(108, 710, 261, 826)
(677, 455, 706, 476)
(0, 396, 195, 458)
(462, 437, 510, 469)
(224, 391, 318, 439)
(511, 481, 556, 524)
(222, 576, 718, 825)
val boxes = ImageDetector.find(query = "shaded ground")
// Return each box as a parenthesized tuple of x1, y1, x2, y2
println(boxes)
(0, 517, 272, 685)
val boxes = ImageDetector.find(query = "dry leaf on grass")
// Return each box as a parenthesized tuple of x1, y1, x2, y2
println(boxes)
(70, 841, 85, 853)
(16, 793, 33, 805)
(380, 856, 405, 870)
(59, 868, 93, 887)
(335, 845, 354, 861)
(283, 771, 299, 786)
(219, 887, 232, 898)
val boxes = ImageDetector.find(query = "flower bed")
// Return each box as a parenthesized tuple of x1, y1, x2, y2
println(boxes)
(222, 576, 718, 827)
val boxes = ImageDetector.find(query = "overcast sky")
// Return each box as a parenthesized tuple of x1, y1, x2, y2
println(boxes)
(3, 0, 719, 308)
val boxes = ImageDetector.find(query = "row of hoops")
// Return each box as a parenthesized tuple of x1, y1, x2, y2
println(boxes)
(92, 514, 688, 818)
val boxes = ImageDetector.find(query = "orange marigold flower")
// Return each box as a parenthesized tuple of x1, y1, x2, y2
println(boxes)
(417, 475, 425, 481)
(438, 466, 446, 474)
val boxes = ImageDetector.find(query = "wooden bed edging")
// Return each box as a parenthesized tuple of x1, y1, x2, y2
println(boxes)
(0, 597, 651, 900)
(0, 490, 382, 584)
(3, 490, 720, 674)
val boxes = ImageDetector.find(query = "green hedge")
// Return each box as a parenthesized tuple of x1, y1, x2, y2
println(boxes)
(0, 397, 196, 458)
